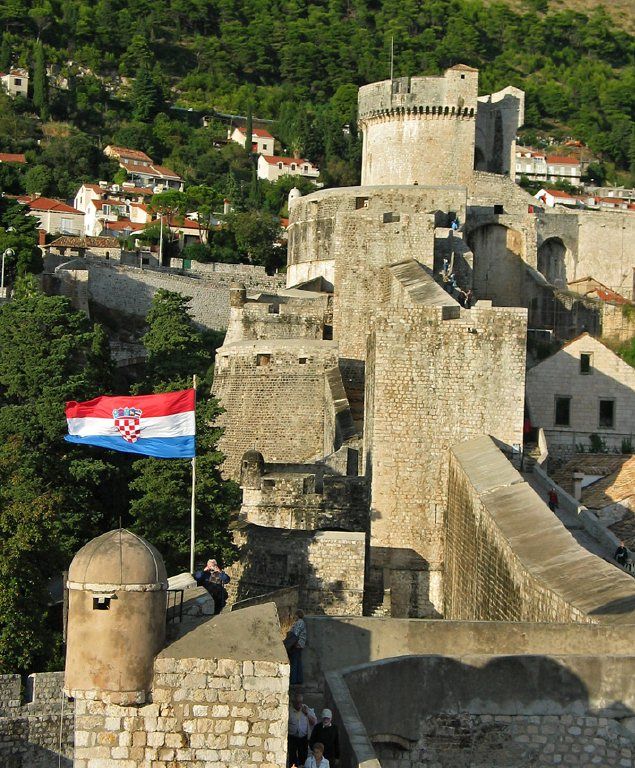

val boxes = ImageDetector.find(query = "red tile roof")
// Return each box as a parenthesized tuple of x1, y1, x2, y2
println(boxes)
(48, 235, 120, 248)
(262, 155, 313, 167)
(546, 155, 580, 165)
(237, 126, 274, 139)
(106, 146, 153, 163)
(103, 220, 145, 232)
(18, 196, 82, 214)
(0, 153, 26, 164)
(167, 216, 199, 230)
(119, 159, 182, 181)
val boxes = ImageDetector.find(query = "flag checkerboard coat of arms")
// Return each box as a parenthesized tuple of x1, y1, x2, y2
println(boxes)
(113, 406, 143, 443)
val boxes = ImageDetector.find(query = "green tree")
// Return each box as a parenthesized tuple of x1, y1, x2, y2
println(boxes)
(228, 210, 283, 272)
(0, 33, 11, 72)
(131, 61, 163, 122)
(129, 290, 239, 573)
(0, 289, 119, 673)
(32, 41, 48, 119)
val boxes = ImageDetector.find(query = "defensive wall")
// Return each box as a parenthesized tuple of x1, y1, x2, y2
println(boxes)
(212, 340, 357, 480)
(326, 654, 634, 768)
(363, 264, 526, 617)
(444, 435, 635, 623)
(475, 86, 525, 178)
(537, 209, 635, 299)
(227, 451, 368, 614)
(358, 67, 479, 187)
(0, 672, 73, 767)
(55, 259, 285, 330)
(70, 603, 290, 768)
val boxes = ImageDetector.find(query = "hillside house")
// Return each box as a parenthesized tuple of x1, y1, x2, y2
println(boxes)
(0, 69, 28, 97)
(18, 195, 84, 236)
(516, 148, 582, 187)
(228, 126, 275, 156)
(534, 188, 581, 208)
(103, 145, 183, 191)
(526, 333, 635, 458)
(257, 154, 320, 183)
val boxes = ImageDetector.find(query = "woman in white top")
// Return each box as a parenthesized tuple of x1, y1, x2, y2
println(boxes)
(305, 742, 329, 768)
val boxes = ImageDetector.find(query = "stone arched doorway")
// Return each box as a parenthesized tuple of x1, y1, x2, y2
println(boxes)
(537, 237, 568, 288)
(467, 223, 525, 306)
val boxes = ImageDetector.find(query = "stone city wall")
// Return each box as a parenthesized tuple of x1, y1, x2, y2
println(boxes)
(444, 436, 635, 624)
(363, 304, 526, 617)
(326, 654, 635, 768)
(0, 672, 73, 768)
(538, 209, 635, 300)
(66, 260, 284, 330)
(72, 656, 289, 768)
(212, 340, 339, 479)
(230, 525, 366, 615)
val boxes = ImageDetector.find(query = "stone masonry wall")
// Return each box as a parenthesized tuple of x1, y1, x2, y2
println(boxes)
(230, 525, 365, 615)
(444, 436, 635, 623)
(0, 672, 73, 768)
(212, 341, 339, 479)
(75, 260, 284, 330)
(72, 656, 289, 768)
(363, 304, 526, 617)
(373, 713, 633, 768)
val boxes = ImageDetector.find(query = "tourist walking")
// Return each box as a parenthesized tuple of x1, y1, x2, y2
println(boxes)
(286, 609, 307, 685)
(310, 709, 339, 764)
(305, 742, 329, 768)
(288, 691, 317, 768)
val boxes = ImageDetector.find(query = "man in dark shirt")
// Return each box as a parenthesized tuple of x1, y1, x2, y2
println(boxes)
(195, 559, 230, 613)
(310, 709, 339, 764)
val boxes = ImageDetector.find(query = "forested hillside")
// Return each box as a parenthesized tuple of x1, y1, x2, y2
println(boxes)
(0, 0, 633, 193)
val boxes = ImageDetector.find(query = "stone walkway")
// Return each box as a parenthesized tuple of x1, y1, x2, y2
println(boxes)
(522, 471, 614, 562)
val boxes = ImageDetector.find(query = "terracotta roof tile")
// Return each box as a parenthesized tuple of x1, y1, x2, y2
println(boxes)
(48, 235, 120, 248)
(0, 153, 26, 164)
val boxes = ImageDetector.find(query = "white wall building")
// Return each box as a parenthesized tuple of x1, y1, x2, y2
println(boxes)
(18, 196, 84, 236)
(516, 149, 582, 187)
(228, 126, 275, 156)
(257, 154, 320, 183)
(0, 69, 29, 97)
(526, 333, 635, 457)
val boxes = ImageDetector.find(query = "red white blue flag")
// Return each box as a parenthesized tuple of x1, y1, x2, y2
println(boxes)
(65, 389, 196, 458)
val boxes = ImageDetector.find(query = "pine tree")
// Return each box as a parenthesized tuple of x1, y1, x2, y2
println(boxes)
(0, 33, 11, 73)
(131, 61, 161, 122)
(245, 105, 253, 155)
(32, 41, 48, 120)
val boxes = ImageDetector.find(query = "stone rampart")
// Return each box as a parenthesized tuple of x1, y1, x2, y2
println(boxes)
(326, 654, 634, 768)
(212, 340, 339, 479)
(229, 525, 366, 615)
(0, 672, 73, 768)
(364, 298, 526, 617)
(444, 435, 635, 623)
(72, 603, 290, 768)
(61, 260, 284, 330)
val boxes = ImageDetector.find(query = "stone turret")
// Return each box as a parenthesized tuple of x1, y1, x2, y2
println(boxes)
(358, 64, 478, 186)
(64, 529, 167, 704)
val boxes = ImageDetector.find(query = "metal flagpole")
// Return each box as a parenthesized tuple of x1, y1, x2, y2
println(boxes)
(190, 374, 197, 574)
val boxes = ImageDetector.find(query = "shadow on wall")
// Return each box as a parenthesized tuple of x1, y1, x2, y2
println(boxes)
(537, 237, 568, 288)
(326, 654, 635, 768)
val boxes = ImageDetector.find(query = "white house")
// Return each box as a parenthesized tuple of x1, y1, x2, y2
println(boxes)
(516, 149, 582, 187)
(257, 154, 320, 183)
(228, 126, 275, 156)
(0, 69, 29, 98)
(526, 333, 635, 457)
(18, 195, 84, 236)
(103, 145, 183, 190)
(534, 188, 581, 208)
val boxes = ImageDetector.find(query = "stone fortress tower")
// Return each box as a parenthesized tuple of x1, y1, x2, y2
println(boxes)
(358, 65, 479, 187)
(213, 63, 635, 622)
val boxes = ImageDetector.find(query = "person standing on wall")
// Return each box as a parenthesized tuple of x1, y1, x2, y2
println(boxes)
(286, 609, 307, 685)
(548, 488, 559, 512)
(614, 541, 629, 568)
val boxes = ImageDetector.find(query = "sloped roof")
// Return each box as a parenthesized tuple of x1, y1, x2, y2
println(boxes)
(0, 153, 26, 164)
(48, 235, 120, 248)
(19, 196, 82, 214)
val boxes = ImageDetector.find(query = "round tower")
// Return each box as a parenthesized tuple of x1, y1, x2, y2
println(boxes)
(357, 65, 479, 187)
(64, 529, 167, 704)
(240, 450, 265, 489)
(288, 187, 302, 210)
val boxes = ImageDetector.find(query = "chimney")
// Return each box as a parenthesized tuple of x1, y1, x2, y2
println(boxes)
(38, 229, 47, 246)
(572, 472, 584, 501)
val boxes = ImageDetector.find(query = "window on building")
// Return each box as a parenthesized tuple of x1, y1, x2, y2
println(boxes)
(599, 399, 615, 429)
(580, 353, 592, 374)
(355, 197, 369, 209)
(256, 353, 271, 366)
(383, 212, 400, 224)
(263, 478, 276, 489)
(291, 164, 296, 171)
(299, 357, 308, 364)
(278, 162, 283, 169)
(494, 204, 504, 214)
(14, 78, 21, 86)
(60, 217, 73, 232)
(268, 304, 280, 314)
(103, 205, 110, 215)
(263, 144, 268, 151)
(554, 396, 571, 427)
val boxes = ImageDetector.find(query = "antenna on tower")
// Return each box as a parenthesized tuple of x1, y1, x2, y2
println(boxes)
(390, 35, 394, 81)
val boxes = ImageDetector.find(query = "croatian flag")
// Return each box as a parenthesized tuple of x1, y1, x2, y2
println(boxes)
(65, 389, 196, 458)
